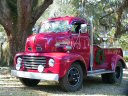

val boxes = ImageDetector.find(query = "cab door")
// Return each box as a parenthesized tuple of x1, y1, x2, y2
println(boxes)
(70, 20, 90, 68)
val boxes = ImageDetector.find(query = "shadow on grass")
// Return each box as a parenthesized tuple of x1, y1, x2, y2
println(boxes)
(27, 76, 128, 95)
(0, 72, 127, 96)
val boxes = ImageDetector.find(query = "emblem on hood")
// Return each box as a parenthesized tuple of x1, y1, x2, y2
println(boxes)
(36, 44, 42, 51)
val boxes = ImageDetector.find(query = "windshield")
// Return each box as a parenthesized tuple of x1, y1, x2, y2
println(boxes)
(39, 20, 70, 33)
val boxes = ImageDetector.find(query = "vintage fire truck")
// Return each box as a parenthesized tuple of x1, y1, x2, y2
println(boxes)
(11, 16, 127, 92)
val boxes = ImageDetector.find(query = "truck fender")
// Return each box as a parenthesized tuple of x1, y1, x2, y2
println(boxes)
(14, 52, 24, 65)
(59, 55, 87, 78)
(111, 54, 127, 71)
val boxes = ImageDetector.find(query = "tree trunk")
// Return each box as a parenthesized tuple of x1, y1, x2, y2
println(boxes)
(0, 42, 2, 60)
(115, 0, 128, 38)
(115, 7, 123, 38)
(8, 29, 32, 58)
(0, 0, 53, 66)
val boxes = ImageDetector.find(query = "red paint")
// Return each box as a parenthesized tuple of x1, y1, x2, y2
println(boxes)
(13, 16, 126, 79)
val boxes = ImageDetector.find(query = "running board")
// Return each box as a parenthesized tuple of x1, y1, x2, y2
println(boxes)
(87, 69, 114, 76)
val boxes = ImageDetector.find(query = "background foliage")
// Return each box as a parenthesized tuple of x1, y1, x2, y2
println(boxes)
(38, 0, 128, 49)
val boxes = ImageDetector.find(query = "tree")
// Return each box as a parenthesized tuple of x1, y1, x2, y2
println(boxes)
(115, 0, 128, 38)
(0, 0, 53, 61)
(94, 0, 128, 38)
(119, 35, 128, 50)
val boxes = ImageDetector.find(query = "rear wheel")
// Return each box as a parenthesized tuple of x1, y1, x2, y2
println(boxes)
(59, 63, 83, 92)
(19, 78, 40, 87)
(101, 61, 123, 84)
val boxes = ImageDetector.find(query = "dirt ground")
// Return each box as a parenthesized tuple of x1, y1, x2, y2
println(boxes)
(0, 63, 128, 96)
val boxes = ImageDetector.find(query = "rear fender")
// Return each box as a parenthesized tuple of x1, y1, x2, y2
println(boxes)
(111, 54, 127, 71)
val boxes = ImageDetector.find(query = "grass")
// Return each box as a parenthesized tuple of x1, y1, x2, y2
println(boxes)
(0, 64, 128, 96)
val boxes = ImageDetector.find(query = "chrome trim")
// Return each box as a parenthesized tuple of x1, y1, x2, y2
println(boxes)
(22, 56, 46, 70)
(23, 56, 45, 59)
(90, 16, 94, 71)
(24, 62, 46, 65)
(87, 69, 114, 76)
(11, 70, 59, 82)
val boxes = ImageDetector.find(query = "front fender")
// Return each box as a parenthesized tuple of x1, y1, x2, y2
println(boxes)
(14, 52, 86, 78)
(111, 54, 127, 71)
(58, 53, 86, 78)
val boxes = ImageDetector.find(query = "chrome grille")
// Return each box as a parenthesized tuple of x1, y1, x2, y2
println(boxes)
(23, 56, 46, 70)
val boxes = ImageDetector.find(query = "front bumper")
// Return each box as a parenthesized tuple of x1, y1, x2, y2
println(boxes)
(11, 70, 59, 82)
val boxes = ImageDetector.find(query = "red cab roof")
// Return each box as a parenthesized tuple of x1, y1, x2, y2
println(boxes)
(48, 16, 87, 23)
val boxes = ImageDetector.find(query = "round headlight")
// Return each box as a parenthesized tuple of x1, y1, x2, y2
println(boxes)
(48, 59, 55, 67)
(17, 57, 22, 64)
(38, 65, 44, 73)
(16, 63, 21, 70)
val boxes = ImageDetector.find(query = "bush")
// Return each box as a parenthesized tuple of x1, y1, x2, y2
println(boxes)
(124, 56, 128, 62)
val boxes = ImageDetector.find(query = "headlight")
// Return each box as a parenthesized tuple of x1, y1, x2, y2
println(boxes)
(17, 57, 22, 64)
(16, 57, 22, 70)
(16, 63, 21, 70)
(48, 59, 55, 67)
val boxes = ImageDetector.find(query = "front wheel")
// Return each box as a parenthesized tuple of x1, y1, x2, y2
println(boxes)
(19, 78, 40, 87)
(59, 63, 83, 92)
(101, 61, 123, 84)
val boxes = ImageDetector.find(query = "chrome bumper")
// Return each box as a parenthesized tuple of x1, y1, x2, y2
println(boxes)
(11, 70, 59, 82)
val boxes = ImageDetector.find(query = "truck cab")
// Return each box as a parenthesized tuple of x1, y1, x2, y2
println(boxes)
(11, 16, 127, 92)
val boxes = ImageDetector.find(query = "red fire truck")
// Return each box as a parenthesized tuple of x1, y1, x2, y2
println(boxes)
(11, 16, 127, 92)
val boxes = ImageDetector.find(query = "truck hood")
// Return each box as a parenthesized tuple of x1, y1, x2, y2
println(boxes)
(25, 32, 71, 53)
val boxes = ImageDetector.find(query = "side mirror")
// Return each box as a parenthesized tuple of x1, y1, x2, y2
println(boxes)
(80, 24, 87, 33)
(32, 26, 39, 34)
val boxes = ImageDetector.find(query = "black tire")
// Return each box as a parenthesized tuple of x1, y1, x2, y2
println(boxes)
(101, 61, 123, 84)
(59, 63, 83, 92)
(19, 78, 40, 87)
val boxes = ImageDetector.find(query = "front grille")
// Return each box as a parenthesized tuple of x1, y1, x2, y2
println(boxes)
(23, 56, 46, 70)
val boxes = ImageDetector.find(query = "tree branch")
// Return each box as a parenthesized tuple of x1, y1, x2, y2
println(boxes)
(99, 10, 114, 27)
(115, 0, 128, 38)
(32, 0, 53, 23)
(0, 0, 13, 36)
(17, 0, 33, 33)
